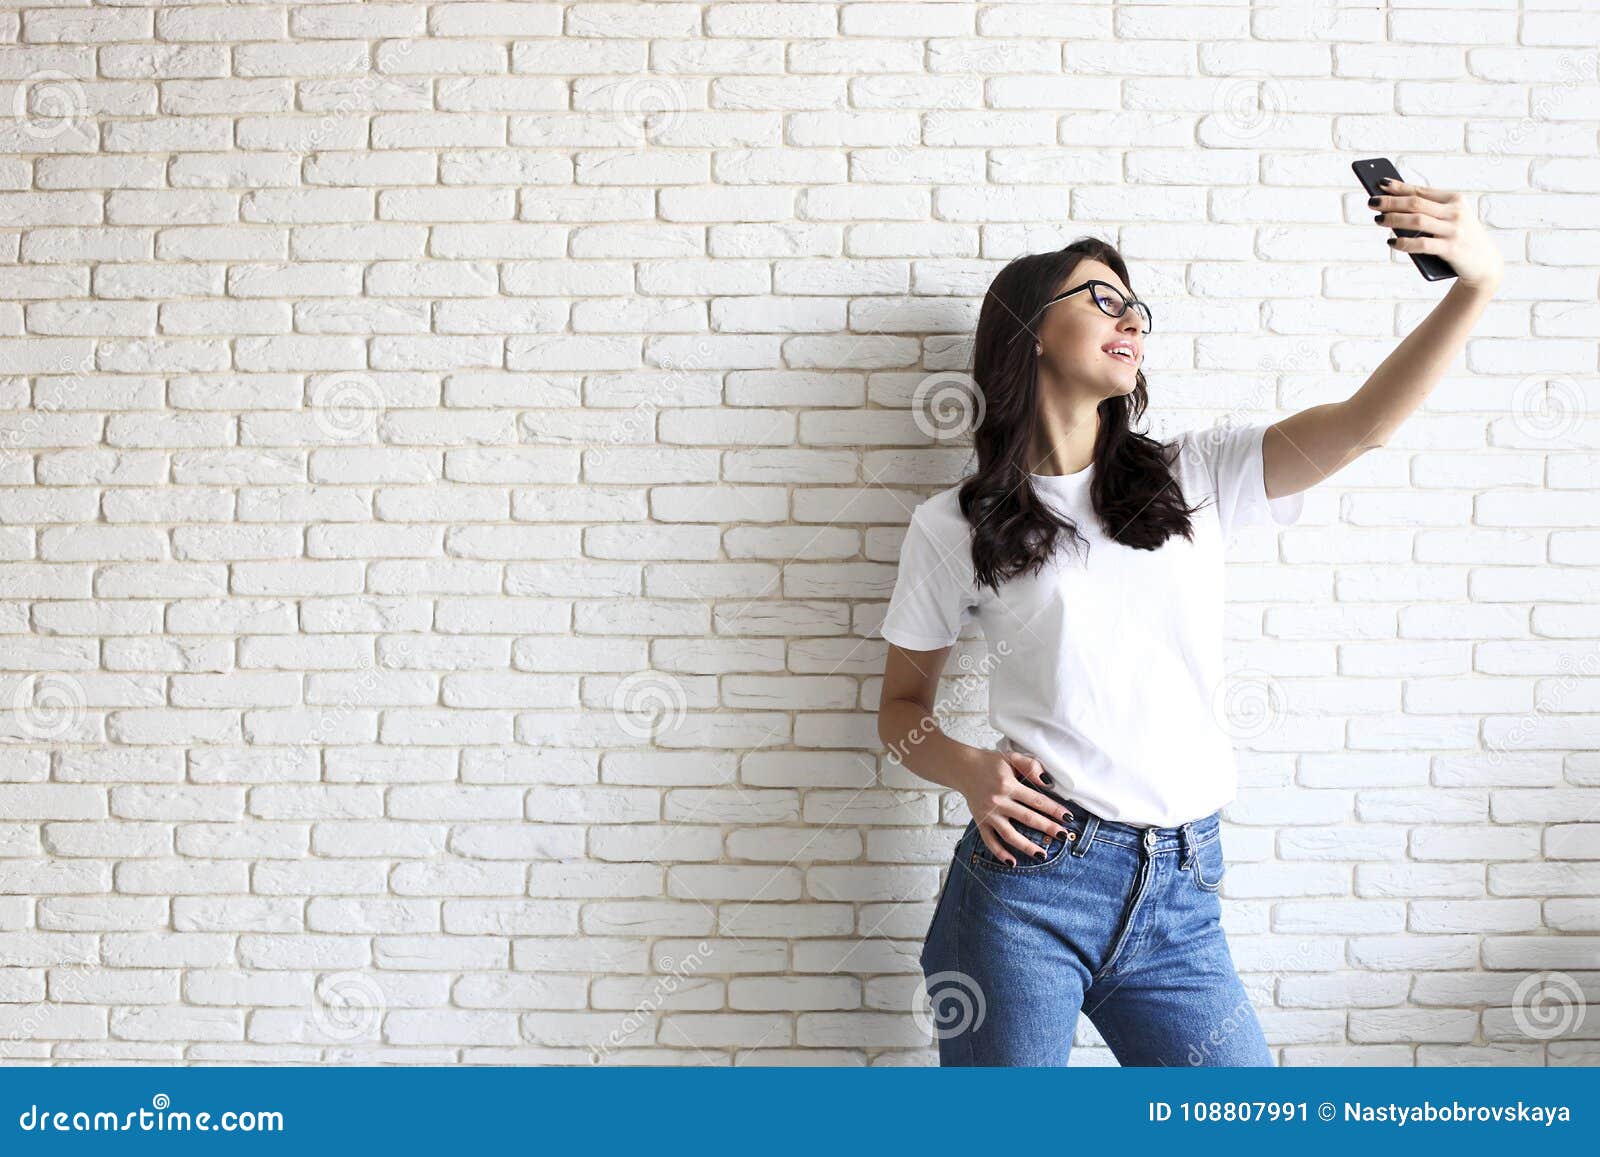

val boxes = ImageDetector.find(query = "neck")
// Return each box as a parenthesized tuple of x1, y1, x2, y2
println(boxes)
(1028, 393, 1101, 476)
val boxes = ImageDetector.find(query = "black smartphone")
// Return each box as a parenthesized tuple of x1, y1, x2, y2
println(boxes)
(1352, 157, 1457, 282)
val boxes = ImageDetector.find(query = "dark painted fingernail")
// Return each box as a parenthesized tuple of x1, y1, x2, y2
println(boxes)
(1387, 238, 1396, 245)
(1378, 177, 1393, 187)
(1032, 849, 1045, 861)
(1367, 197, 1378, 207)
(1062, 812, 1072, 822)
(1373, 213, 1384, 222)
(1040, 771, 1053, 785)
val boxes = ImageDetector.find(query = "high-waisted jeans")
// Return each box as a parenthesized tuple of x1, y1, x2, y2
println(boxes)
(919, 798, 1274, 1067)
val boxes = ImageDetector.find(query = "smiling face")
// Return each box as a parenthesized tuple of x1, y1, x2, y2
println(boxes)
(1033, 259, 1146, 400)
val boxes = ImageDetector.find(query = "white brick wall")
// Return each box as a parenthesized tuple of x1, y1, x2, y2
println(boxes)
(2, 1, 1598, 1066)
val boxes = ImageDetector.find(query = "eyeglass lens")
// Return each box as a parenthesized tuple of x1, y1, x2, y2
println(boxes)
(1092, 283, 1151, 333)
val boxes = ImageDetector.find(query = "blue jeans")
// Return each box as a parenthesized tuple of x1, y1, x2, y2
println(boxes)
(919, 799, 1274, 1067)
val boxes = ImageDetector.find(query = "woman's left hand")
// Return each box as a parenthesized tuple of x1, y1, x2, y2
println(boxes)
(1373, 179, 1504, 292)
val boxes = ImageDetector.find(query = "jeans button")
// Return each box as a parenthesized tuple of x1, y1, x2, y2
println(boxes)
(1145, 828, 1158, 849)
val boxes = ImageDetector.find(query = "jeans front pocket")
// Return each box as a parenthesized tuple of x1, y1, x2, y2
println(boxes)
(1185, 831, 1226, 892)
(969, 813, 1077, 873)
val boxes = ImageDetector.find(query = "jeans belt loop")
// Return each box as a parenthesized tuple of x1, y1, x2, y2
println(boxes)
(1178, 821, 1193, 869)
(1071, 814, 1097, 858)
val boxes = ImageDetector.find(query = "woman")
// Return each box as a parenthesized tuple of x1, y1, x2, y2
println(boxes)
(876, 179, 1503, 1067)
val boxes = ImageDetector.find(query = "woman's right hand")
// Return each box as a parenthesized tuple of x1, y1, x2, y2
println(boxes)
(959, 750, 1075, 866)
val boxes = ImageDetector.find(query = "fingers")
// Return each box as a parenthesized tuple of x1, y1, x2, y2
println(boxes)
(1389, 234, 1446, 254)
(1373, 203, 1453, 231)
(995, 799, 1073, 843)
(1000, 753, 1073, 823)
(1009, 782, 1073, 825)
(983, 815, 1052, 863)
(1002, 750, 1055, 790)
(977, 820, 1036, 865)
(1379, 178, 1459, 205)
(976, 827, 1020, 865)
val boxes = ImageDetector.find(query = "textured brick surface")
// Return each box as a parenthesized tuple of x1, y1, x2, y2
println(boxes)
(1, 2, 1598, 1066)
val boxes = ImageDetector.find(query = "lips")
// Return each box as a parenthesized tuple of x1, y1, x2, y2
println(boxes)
(1103, 345, 1137, 364)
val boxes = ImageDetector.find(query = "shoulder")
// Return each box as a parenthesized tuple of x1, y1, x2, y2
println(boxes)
(908, 483, 973, 544)
(1167, 419, 1266, 483)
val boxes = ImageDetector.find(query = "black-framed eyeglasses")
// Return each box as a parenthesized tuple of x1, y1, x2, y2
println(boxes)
(1028, 279, 1153, 335)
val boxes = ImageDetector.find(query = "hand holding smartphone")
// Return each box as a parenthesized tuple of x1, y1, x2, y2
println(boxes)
(1352, 157, 1458, 282)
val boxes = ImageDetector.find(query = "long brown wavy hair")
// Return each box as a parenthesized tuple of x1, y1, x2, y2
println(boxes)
(957, 238, 1206, 593)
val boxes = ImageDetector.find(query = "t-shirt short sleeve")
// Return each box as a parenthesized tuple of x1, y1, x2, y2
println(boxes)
(1187, 420, 1306, 540)
(879, 503, 980, 651)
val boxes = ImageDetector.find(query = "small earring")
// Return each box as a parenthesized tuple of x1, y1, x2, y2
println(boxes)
(1034, 343, 1043, 355)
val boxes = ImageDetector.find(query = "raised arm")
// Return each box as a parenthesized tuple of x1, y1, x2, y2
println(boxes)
(1263, 179, 1505, 501)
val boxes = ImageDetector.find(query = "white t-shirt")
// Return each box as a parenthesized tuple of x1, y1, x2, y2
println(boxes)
(879, 420, 1305, 828)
